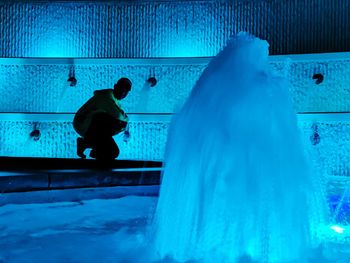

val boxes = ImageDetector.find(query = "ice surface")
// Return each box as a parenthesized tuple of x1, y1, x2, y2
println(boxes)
(0, 192, 349, 262)
(152, 34, 332, 262)
(0, 196, 157, 263)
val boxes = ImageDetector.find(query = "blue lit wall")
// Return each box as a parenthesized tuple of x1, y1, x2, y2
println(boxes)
(0, 54, 350, 164)
(0, 116, 350, 179)
(1, 55, 350, 113)
(0, 0, 349, 173)
(0, 1, 349, 57)
(0, 119, 169, 160)
(0, 61, 206, 113)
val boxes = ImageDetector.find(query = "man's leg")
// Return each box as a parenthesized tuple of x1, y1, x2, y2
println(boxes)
(94, 137, 120, 160)
(85, 113, 120, 161)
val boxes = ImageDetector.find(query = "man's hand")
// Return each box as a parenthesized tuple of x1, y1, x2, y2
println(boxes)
(123, 130, 130, 142)
(118, 120, 128, 129)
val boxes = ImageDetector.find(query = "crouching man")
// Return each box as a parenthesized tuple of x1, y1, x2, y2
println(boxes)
(73, 77, 131, 161)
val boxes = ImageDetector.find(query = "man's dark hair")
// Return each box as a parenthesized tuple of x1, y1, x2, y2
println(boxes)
(114, 77, 132, 92)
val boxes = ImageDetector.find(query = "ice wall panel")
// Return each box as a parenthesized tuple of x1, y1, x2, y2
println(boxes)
(299, 121, 350, 178)
(0, 56, 349, 113)
(0, 63, 205, 113)
(0, 120, 169, 160)
(290, 60, 350, 112)
(0, 118, 348, 178)
(0, 1, 349, 57)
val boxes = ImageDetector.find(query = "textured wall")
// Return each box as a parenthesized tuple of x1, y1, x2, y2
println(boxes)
(0, 0, 349, 171)
(0, 1, 349, 57)
(0, 117, 349, 179)
(0, 54, 350, 113)
(0, 53, 349, 167)
(0, 61, 205, 113)
(288, 57, 350, 112)
(299, 121, 350, 178)
(0, 119, 169, 160)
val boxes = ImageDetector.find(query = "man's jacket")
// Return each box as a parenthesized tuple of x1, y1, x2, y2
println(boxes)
(73, 89, 129, 136)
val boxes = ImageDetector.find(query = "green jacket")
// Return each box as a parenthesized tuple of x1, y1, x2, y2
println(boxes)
(73, 89, 129, 136)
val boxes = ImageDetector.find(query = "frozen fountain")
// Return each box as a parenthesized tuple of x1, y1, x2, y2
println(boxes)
(152, 33, 328, 263)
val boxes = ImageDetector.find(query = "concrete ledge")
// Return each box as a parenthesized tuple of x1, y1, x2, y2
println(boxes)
(0, 185, 160, 206)
(0, 172, 49, 192)
(3, 112, 350, 122)
(0, 156, 162, 170)
(0, 157, 162, 193)
(48, 169, 161, 189)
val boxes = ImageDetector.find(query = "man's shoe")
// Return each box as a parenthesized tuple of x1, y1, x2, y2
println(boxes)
(77, 137, 87, 159)
(89, 149, 97, 159)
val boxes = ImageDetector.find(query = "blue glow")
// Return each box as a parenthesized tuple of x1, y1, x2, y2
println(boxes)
(35, 32, 79, 58)
(330, 225, 346, 234)
(36, 38, 68, 57)
(328, 194, 350, 223)
(24, 11, 82, 57)
(167, 38, 207, 57)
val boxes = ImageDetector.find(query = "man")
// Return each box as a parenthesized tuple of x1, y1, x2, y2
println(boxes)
(73, 77, 131, 160)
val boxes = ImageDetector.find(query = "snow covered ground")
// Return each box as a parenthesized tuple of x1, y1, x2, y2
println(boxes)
(1, 180, 350, 263)
(0, 195, 157, 263)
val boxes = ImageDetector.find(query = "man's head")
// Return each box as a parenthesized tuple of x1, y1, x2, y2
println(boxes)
(113, 78, 132, 100)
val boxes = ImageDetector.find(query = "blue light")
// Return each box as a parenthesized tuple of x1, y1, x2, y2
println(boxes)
(167, 40, 206, 57)
(35, 33, 78, 57)
(328, 194, 350, 223)
(330, 225, 345, 234)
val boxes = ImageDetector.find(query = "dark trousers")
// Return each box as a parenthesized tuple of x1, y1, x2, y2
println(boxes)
(84, 112, 121, 160)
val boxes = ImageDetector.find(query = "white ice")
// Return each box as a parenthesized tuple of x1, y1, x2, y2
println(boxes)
(152, 33, 332, 263)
